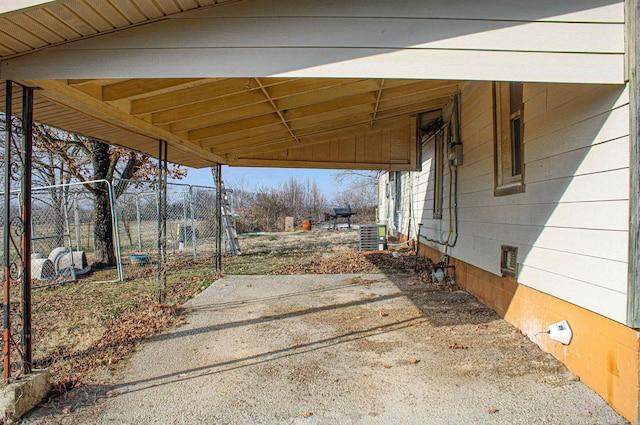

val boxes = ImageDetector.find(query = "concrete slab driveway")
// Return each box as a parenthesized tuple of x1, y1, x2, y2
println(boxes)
(78, 274, 626, 424)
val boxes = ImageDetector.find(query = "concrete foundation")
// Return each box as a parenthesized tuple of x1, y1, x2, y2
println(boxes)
(0, 369, 50, 421)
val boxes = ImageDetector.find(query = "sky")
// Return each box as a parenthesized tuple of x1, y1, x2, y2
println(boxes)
(170, 166, 341, 199)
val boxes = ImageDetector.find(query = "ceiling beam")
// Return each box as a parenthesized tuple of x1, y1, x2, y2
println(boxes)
(254, 77, 299, 144)
(172, 102, 275, 133)
(24, 79, 226, 164)
(227, 158, 415, 171)
(188, 113, 282, 142)
(283, 91, 378, 121)
(150, 90, 267, 125)
(371, 79, 385, 127)
(130, 78, 292, 115)
(68, 79, 123, 86)
(206, 128, 293, 153)
(102, 78, 209, 101)
(223, 116, 410, 158)
(131, 78, 247, 115)
(288, 105, 374, 133)
(274, 79, 379, 111)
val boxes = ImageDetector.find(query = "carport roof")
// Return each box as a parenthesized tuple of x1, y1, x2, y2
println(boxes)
(0, 0, 624, 169)
(0, 77, 456, 169)
(0, 0, 457, 169)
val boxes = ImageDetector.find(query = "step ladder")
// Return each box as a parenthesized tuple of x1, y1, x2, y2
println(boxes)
(211, 168, 241, 256)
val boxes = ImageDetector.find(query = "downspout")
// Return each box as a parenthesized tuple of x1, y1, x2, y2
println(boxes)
(627, 0, 640, 329)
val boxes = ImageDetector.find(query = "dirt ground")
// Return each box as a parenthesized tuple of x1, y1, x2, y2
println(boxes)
(21, 230, 628, 424)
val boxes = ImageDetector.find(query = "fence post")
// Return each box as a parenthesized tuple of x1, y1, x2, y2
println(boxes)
(74, 193, 82, 251)
(136, 194, 142, 252)
(62, 186, 76, 282)
(189, 186, 197, 260)
(108, 182, 125, 282)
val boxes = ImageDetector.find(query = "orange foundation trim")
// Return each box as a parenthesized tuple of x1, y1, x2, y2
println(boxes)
(416, 241, 640, 424)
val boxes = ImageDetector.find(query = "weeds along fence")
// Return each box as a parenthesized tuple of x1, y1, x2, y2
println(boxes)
(1, 179, 220, 288)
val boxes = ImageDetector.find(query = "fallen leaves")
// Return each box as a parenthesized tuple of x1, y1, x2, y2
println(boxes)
(274, 251, 433, 275)
(10, 258, 221, 397)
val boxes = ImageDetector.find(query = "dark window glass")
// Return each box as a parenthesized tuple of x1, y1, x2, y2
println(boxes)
(511, 116, 522, 176)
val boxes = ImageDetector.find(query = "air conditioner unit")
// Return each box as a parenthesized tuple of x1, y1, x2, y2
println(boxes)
(359, 224, 387, 251)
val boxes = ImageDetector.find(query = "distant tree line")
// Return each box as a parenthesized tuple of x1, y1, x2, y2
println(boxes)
(228, 171, 378, 233)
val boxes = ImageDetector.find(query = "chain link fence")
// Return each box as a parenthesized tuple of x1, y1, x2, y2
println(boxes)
(2, 178, 221, 384)
(2, 179, 220, 288)
(115, 181, 219, 279)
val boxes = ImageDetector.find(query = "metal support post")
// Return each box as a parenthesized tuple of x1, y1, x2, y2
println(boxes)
(215, 164, 222, 273)
(3, 81, 13, 381)
(157, 140, 168, 303)
(20, 86, 34, 375)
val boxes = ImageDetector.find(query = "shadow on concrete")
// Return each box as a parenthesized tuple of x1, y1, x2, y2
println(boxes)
(111, 315, 428, 398)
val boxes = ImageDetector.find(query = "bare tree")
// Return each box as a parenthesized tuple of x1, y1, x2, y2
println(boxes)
(1, 115, 187, 266)
(331, 170, 378, 223)
(228, 176, 328, 232)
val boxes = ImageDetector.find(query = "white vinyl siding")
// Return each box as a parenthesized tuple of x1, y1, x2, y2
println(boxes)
(1, 0, 625, 83)
(380, 81, 630, 324)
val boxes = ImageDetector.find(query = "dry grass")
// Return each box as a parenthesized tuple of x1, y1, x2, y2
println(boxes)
(6, 228, 404, 398)
(223, 229, 360, 274)
(3, 258, 219, 394)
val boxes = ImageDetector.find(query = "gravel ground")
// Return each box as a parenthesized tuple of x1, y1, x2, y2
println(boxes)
(25, 273, 628, 424)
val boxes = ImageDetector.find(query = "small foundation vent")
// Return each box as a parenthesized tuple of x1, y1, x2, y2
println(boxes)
(501, 245, 518, 277)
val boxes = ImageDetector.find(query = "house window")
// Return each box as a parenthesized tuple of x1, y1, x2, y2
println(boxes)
(385, 173, 391, 199)
(393, 171, 401, 213)
(433, 130, 444, 219)
(494, 82, 524, 196)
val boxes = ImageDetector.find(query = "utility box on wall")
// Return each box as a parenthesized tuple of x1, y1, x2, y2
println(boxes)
(359, 224, 387, 251)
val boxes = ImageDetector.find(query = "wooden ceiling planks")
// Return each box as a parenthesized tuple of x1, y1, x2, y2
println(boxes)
(102, 78, 208, 101)
(55, 76, 459, 161)
(190, 113, 283, 142)
(0, 0, 461, 170)
(36, 77, 458, 165)
(170, 102, 276, 134)
(128, 78, 289, 115)
(0, 73, 461, 168)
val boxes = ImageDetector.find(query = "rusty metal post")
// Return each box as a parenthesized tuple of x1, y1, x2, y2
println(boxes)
(3, 81, 13, 381)
(20, 86, 34, 374)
